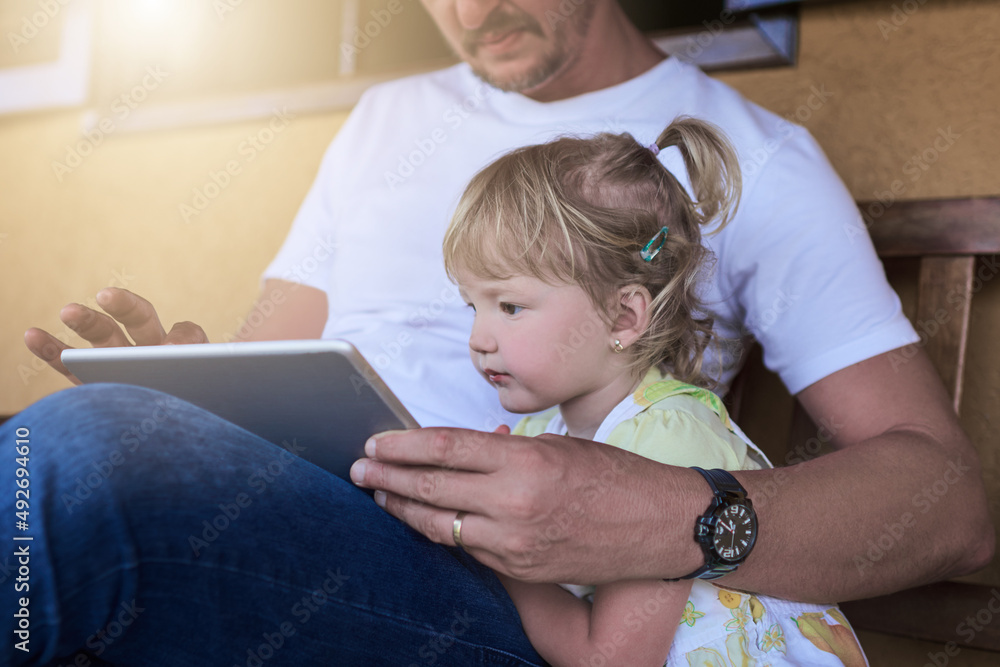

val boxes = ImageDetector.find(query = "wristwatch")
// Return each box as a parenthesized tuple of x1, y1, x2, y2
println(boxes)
(674, 467, 758, 580)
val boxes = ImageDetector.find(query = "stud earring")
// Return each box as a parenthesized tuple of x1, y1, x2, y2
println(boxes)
(613, 339, 624, 354)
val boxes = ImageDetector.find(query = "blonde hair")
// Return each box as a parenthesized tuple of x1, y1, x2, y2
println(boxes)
(443, 117, 741, 387)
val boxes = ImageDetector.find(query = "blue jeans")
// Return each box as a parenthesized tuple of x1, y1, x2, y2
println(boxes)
(0, 384, 545, 666)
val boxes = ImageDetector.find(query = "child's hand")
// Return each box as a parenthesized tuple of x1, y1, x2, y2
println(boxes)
(492, 424, 511, 435)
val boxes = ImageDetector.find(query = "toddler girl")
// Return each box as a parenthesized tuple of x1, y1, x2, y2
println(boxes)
(442, 117, 867, 666)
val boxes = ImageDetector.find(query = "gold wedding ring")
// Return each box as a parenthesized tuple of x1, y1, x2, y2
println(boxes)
(453, 511, 469, 550)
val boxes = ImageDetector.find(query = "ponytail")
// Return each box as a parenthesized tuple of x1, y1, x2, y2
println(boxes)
(654, 117, 741, 231)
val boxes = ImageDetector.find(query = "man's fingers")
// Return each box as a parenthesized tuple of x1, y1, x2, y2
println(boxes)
(377, 490, 537, 577)
(352, 458, 495, 514)
(378, 491, 496, 553)
(96, 287, 168, 345)
(23, 328, 81, 384)
(367, 427, 509, 472)
(378, 492, 460, 545)
(164, 321, 209, 345)
(59, 303, 133, 348)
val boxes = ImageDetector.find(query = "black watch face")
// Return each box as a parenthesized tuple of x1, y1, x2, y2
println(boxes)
(713, 504, 757, 563)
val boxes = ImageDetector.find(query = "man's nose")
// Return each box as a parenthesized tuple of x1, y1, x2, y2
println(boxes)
(455, 0, 503, 31)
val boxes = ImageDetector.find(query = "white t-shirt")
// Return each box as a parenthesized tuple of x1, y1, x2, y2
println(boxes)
(263, 58, 918, 430)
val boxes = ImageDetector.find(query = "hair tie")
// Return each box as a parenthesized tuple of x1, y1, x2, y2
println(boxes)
(647, 142, 660, 156)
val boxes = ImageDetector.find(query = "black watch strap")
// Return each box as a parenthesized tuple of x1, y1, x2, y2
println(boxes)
(668, 467, 755, 581)
(697, 467, 749, 503)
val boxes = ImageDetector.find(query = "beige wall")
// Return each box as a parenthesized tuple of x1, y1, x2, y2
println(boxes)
(0, 108, 349, 409)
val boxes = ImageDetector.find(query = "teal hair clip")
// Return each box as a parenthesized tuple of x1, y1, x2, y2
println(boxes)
(640, 226, 669, 262)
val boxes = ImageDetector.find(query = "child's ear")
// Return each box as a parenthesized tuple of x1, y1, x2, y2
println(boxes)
(611, 285, 652, 350)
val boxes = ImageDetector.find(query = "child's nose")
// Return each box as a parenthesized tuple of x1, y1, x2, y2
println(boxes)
(468, 318, 497, 354)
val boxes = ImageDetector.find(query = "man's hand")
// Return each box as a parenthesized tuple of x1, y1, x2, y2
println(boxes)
(24, 287, 208, 384)
(349, 426, 706, 584)
(351, 345, 994, 603)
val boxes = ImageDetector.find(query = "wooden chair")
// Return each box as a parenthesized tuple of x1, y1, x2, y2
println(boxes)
(731, 196, 1000, 650)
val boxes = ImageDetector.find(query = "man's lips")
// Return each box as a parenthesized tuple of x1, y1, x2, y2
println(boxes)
(478, 29, 523, 51)
(464, 16, 540, 56)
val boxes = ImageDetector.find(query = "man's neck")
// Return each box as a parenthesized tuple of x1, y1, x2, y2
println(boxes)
(522, 6, 667, 103)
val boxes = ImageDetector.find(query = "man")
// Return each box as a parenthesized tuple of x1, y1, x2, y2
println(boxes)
(14, 0, 992, 663)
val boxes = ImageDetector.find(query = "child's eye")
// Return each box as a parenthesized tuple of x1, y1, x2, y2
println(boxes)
(500, 303, 523, 316)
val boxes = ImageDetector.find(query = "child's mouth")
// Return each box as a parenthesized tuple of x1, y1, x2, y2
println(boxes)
(483, 368, 509, 384)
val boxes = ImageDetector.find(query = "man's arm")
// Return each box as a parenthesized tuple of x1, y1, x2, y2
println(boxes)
(25, 279, 327, 382)
(727, 342, 993, 601)
(230, 279, 328, 342)
(351, 343, 993, 603)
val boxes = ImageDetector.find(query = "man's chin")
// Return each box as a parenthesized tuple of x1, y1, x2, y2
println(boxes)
(470, 53, 564, 94)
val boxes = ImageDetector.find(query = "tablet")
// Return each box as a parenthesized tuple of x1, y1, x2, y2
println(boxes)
(61, 340, 420, 479)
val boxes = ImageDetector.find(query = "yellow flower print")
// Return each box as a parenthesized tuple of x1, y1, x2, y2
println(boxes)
(679, 600, 706, 627)
(794, 609, 867, 667)
(685, 647, 729, 667)
(758, 623, 786, 653)
(724, 604, 751, 631)
(827, 606, 858, 633)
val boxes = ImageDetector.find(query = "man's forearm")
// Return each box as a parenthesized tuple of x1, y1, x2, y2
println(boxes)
(719, 429, 993, 603)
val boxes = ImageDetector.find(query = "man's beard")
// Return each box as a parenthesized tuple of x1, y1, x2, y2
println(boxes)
(470, 48, 566, 93)
(462, 1, 596, 94)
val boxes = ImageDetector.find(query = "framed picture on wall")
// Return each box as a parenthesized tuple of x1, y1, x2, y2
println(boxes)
(0, 0, 92, 116)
